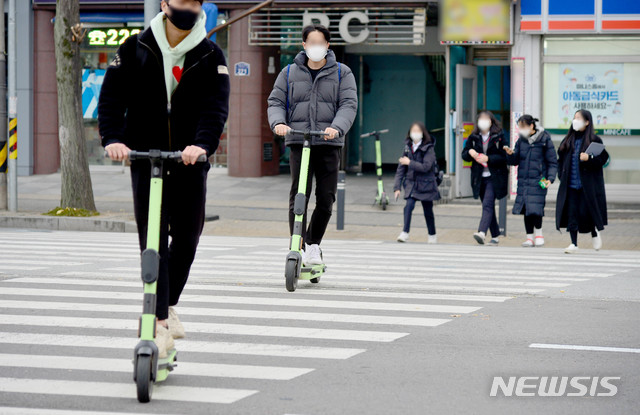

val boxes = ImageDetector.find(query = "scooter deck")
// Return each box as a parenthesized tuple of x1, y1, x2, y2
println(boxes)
(155, 348, 177, 383)
(299, 264, 326, 280)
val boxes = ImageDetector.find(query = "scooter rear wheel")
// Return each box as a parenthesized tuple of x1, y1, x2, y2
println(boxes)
(135, 354, 153, 403)
(285, 259, 299, 292)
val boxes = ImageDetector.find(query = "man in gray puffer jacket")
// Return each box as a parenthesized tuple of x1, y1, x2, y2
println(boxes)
(267, 24, 357, 265)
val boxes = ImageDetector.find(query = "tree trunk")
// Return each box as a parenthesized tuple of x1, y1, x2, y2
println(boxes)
(54, 0, 96, 211)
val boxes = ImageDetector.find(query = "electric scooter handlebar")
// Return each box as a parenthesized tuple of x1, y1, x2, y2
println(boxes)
(104, 150, 208, 163)
(287, 129, 330, 137)
(360, 129, 389, 138)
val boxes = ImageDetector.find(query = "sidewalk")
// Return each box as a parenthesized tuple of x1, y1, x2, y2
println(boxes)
(1, 165, 639, 250)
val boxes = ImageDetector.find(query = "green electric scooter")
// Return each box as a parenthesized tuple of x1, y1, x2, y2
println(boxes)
(360, 129, 390, 210)
(284, 130, 329, 292)
(108, 149, 207, 403)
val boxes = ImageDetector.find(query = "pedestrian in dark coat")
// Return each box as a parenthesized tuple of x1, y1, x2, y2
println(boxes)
(393, 122, 440, 243)
(555, 109, 608, 254)
(461, 110, 509, 245)
(504, 115, 558, 247)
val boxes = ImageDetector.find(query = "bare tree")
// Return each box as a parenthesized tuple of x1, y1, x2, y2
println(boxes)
(53, 0, 96, 211)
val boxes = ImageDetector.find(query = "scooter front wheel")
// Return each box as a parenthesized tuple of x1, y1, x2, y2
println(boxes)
(381, 193, 388, 210)
(285, 258, 299, 292)
(135, 354, 153, 403)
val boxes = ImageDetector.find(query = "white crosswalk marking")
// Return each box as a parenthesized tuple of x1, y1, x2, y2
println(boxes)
(0, 229, 632, 413)
(0, 378, 258, 404)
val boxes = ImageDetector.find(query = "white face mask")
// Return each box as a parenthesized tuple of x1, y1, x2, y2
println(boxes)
(306, 45, 328, 62)
(519, 128, 531, 137)
(478, 119, 491, 132)
(572, 118, 586, 131)
(410, 132, 423, 143)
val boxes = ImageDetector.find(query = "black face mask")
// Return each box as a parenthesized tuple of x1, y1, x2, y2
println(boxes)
(166, 3, 199, 31)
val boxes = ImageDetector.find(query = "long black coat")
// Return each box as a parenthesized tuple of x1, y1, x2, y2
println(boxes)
(461, 131, 509, 200)
(393, 139, 441, 202)
(556, 135, 609, 231)
(506, 130, 558, 217)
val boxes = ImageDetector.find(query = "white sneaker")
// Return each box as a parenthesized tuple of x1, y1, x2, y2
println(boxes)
(488, 237, 500, 246)
(473, 232, 486, 245)
(168, 306, 185, 339)
(427, 234, 437, 244)
(534, 236, 545, 247)
(592, 230, 602, 251)
(397, 232, 409, 243)
(155, 324, 175, 359)
(304, 243, 323, 265)
(564, 244, 579, 254)
(522, 236, 534, 247)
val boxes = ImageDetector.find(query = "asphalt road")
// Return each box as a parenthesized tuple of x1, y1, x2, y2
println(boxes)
(0, 229, 638, 414)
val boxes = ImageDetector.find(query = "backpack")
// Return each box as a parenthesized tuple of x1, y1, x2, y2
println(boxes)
(433, 161, 444, 186)
(285, 62, 341, 118)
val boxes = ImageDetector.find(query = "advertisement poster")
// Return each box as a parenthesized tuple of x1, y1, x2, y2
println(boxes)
(82, 69, 105, 120)
(559, 64, 623, 128)
(462, 123, 474, 168)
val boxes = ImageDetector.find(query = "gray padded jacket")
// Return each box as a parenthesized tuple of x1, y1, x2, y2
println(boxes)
(267, 50, 358, 147)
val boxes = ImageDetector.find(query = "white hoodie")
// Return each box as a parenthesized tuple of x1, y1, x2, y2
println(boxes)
(150, 11, 207, 103)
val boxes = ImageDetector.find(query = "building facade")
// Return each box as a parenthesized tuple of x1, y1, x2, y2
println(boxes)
(19, 1, 640, 191)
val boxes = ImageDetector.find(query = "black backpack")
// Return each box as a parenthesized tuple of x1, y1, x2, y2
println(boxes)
(433, 161, 444, 186)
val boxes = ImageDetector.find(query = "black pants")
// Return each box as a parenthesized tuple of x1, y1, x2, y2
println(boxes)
(524, 215, 543, 234)
(403, 197, 436, 235)
(478, 177, 500, 237)
(131, 160, 208, 320)
(288, 145, 341, 245)
(522, 206, 543, 234)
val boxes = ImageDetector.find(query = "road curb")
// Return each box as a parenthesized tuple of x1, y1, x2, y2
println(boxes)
(0, 214, 137, 233)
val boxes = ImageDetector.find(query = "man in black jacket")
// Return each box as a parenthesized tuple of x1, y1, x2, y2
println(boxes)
(98, 0, 229, 357)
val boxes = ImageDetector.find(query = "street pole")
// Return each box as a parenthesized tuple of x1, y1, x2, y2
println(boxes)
(0, 0, 7, 210)
(144, 0, 159, 29)
(336, 171, 345, 230)
(7, 0, 17, 212)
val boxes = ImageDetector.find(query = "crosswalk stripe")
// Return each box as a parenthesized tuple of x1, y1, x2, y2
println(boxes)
(0, 332, 364, 359)
(4, 238, 636, 267)
(0, 241, 235, 252)
(0, 251, 140, 260)
(0, 377, 258, 404)
(200, 277, 548, 293)
(52, 274, 547, 294)
(14, 277, 514, 303)
(102, 266, 587, 284)
(4, 273, 513, 303)
(242, 250, 640, 267)
(199, 255, 614, 277)
(0, 408, 171, 415)
(0, 354, 314, 380)
(0, 286, 483, 313)
(1, 259, 86, 266)
(0, 300, 452, 327)
(0, 314, 409, 342)
(0, 266, 46, 271)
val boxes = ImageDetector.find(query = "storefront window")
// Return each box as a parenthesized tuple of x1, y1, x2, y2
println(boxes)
(80, 12, 230, 167)
(80, 24, 142, 166)
(542, 37, 640, 184)
(542, 37, 640, 132)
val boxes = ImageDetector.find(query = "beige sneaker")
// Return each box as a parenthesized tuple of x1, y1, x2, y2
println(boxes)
(168, 306, 185, 339)
(155, 324, 175, 359)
